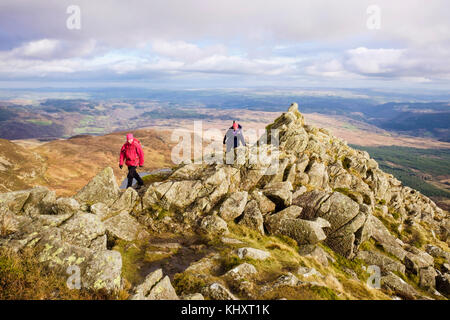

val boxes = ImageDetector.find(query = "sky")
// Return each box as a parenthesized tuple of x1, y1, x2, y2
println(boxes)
(0, 0, 450, 90)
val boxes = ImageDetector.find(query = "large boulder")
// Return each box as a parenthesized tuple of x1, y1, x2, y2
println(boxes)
(129, 269, 179, 300)
(161, 180, 205, 211)
(265, 206, 330, 245)
(306, 161, 329, 189)
(0, 190, 31, 214)
(425, 244, 450, 264)
(298, 245, 332, 266)
(219, 191, 248, 221)
(263, 181, 293, 208)
(419, 266, 437, 289)
(52, 197, 80, 215)
(404, 249, 434, 274)
(381, 272, 419, 300)
(293, 191, 366, 258)
(238, 200, 264, 235)
(224, 263, 257, 281)
(199, 215, 229, 235)
(74, 167, 120, 207)
(103, 211, 149, 242)
(59, 213, 106, 249)
(250, 190, 276, 215)
(436, 272, 450, 295)
(36, 238, 122, 292)
(356, 250, 406, 274)
(234, 247, 270, 260)
(22, 187, 56, 216)
(109, 188, 139, 215)
(366, 215, 408, 261)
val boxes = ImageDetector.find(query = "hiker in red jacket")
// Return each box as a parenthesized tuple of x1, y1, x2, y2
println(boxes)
(119, 133, 144, 189)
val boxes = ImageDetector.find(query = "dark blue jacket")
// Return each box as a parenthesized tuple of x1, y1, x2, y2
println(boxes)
(223, 124, 246, 152)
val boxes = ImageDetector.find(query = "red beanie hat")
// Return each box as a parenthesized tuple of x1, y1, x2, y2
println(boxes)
(126, 133, 134, 140)
(232, 122, 238, 130)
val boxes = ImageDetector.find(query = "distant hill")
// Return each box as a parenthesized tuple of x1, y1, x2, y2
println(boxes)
(363, 102, 450, 142)
(0, 139, 47, 192)
(1, 129, 175, 196)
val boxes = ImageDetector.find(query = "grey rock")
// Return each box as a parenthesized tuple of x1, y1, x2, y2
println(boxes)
(109, 187, 139, 215)
(306, 161, 329, 189)
(238, 200, 264, 235)
(404, 250, 434, 274)
(224, 263, 257, 280)
(199, 215, 229, 235)
(74, 167, 120, 206)
(267, 217, 329, 245)
(0, 190, 31, 214)
(37, 238, 122, 292)
(419, 266, 437, 289)
(367, 215, 408, 261)
(161, 180, 204, 210)
(425, 244, 450, 263)
(104, 211, 149, 242)
(235, 247, 270, 260)
(53, 197, 80, 215)
(356, 250, 406, 274)
(59, 213, 106, 249)
(436, 272, 450, 295)
(90, 202, 110, 218)
(297, 267, 324, 278)
(381, 272, 419, 300)
(250, 190, 276, 215)
(263, 181, 293, 207)
(202, 283, 237, 300)
(22, 187, 55, 216)
(130, 269, 179, 300)
(219, 191, 248, 221)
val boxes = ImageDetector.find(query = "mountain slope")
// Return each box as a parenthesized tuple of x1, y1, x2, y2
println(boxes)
(0, 139, 47, 192)
(1, 129, 175, 197)
(1, 103, 449, 300)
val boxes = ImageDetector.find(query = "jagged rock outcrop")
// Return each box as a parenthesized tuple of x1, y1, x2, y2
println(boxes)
(129, 269, 179, 300)
(0, 168, 153, 293)
(74, 167, 120, 206)
(1, 102, 449, 300)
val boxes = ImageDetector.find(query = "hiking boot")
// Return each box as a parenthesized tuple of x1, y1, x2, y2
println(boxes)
(134, 183, 143, 190)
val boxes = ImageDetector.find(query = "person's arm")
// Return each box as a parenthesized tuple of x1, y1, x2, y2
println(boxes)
(223, 130, 228, 144)
(119, 145, 125, 166)
(136, 143, 144, 166)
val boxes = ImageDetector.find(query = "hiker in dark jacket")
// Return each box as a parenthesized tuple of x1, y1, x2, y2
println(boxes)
(223, 121, 246, 153)
(119, 133, 144, 189)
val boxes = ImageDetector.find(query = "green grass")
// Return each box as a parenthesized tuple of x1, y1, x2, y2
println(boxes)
(310, 285, 340, 300)
(0, 247, 121, 300)
(173, 272, 207, 296)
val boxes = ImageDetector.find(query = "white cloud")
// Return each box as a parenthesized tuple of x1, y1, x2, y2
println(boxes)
(344, 47, 406, 75)
(0, 0, 450, 87)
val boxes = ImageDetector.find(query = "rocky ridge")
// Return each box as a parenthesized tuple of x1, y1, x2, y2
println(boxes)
(0, 103, 449, 300)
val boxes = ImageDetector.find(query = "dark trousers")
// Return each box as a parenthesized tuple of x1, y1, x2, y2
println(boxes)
(127, 166, 144, 188)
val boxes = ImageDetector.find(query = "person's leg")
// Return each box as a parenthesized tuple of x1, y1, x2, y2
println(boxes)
(134, 167, 144, 186)
(127, 166, 136, 188)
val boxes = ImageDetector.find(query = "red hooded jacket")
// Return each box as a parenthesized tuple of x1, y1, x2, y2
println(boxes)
(119, 138, 144, 167)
